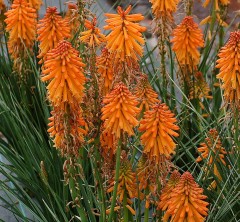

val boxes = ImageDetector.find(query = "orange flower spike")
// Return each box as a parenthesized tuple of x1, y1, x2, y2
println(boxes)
(97, 48, 114, 95)
(65, 3, 80, 36)
(216, 31, 240, 106)
(171, 16, 204, 68)
(42, 40, 86, 107)
(150, 0, 179, 17)
(80, 17, 106, 47)
(101, 83, 140, 138)
(165, 172, 209, 222)
(27, 0, 42, 10)
(157, 170, 181, 221)
(135, 75, 159, 112)
(139, 103, 179, 161)
(104, 5, 146, 62)
(4, 0, 37, 59)
(37, 7, 71, 62)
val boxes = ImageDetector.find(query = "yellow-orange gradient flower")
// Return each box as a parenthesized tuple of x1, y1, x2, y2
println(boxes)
(101, 83, 140, 138)
(150, 0, 179, 18)
(104, 5, 146, 62)
(139, 103, 179, 160)
(27, 0, 42, 10)
(157, 170, 181, 221)
(79, 17, 106, 47)
(165, 172, 209, 222)
(107, 157, 138, 215)
(216, 31, 240, 106)
(97, 48, 114, 95)
(37, 7, 70, 62)
(4, 0, 37, 59)
(171, 16, 204, 68)
(134, 74, 159, 112)
(65, 3, 80, 37)
(48, 108, 87, 156)
(42, 40, 86, 107)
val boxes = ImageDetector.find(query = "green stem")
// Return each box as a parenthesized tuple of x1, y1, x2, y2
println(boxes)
(143, 187, 149, 222)
(123, 191, 129, 221)
(108, 137, 122, 222)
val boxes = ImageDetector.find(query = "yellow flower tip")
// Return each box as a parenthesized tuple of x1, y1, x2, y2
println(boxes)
(97, 48, 114, 96)
(200, 15, 211, 25)
(150, 0, 179, 18)
(4, 0, 37, 59)
(37, 7, 71, 62)
(42, 40, 86, 107)
(139, 102, 179, 161)
(101, 82, 140, 138)
(171, 16, 204, 68)
(216, 31, 240, 106)
(135, 74, 159, 112)
(164, 171, 209, 222)
(79, 17, 106, 47)
(104, 5, 146, 62)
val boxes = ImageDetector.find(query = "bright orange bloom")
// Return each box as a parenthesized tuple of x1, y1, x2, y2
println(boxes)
(27, 0, 42, 10)
(37, 7, 70, 62)
(134, 74, 159, 112)
(65, 3, 80, 37)
(171, 16, 204, 68)
(97, 48, 114, 95)
(165, 172, 209, 222)
(101, 83, 140, 138)
(4, 0, 37, 59)
(203, 0, 229, 10)
(196, 129, 227, 189)
(216, 31, 240, 106)
(48, 108, 87, 156)
(104, 5, 146, 62)
(79, 17, 106, 47)
(139, 103, 179, 160)
(42, 40, 86, 107)
(150, 0, 179, 17)
(157, 170, 181, 221)
(107, 157, 138, 215)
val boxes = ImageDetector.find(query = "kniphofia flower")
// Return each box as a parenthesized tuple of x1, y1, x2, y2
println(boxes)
(27, 0, 42, 10)
(101, 82, 140, 138)
(65, 3, 80, 36)
(196, 129, 227, 189)
(104, 5, 146, 62)
(157, 170, 181, 221)
(171, 16, 204, 68)
(139, 102, 179, 161)
(79, 17, 106, 47)
(0, 0, 5, 11)
(42, 40, 86, 108)
(134, 74, 159, 112)
(216, 31, 240, 106)
(203, 0, 229, 10)
(97, 48, 114, 95)
(37, 7, 71, 62)
(165, 172, 209, 222)
(4, 0, 37, 59)
(150, 0, 179, 18)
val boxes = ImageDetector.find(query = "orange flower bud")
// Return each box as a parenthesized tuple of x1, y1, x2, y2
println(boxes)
(27, 0, 42, 10)
(4, 0, 37, 59)
(139, 103, 179, 160)
(150, 0, 179, 18)
(37, 7, 70, 62)
(171, 16, 204, 68)
(216, 31, 240, 106)
(101, 82, 140, 138)
(42, 40, 85, 107)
